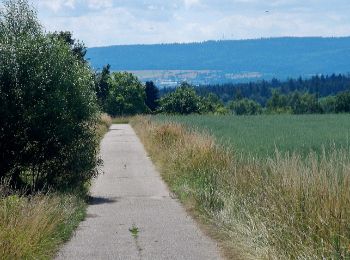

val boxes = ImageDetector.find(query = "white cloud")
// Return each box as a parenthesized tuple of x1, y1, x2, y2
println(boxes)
(183, 0, 200, 8)
(36, 0, 350, 46)
(39, 0, 76, 12)
(87, 0, 113, 10)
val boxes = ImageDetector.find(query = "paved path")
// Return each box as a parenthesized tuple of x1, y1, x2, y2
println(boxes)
(57, 124, 222, 260)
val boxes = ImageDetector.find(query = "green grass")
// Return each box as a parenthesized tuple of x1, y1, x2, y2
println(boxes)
(111, 116, 131, 124)
(133, 115, 350, 259)
(155, 114, 350, 157)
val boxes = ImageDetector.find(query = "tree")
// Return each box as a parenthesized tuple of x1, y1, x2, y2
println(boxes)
(50, 31, 87, 62)
(288, 92, 321, 114)
(0, 0, 100, 191)
(145, 81, 159, 112)
(201, 93, 229, 114)
(335, 91, 350, 113)
(105, 72, 149, 116)
(158, 83, 202, 114)
(95, 64, 111, 107)
(319, 96, 336, 113)
(266, 90, 291, 114)
(228, 98, 262, 115)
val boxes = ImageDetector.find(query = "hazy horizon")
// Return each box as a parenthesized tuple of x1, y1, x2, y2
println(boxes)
(87, 35, 350, 48)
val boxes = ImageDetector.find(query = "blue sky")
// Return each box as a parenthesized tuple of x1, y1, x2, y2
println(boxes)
(34, 0, 350, 47)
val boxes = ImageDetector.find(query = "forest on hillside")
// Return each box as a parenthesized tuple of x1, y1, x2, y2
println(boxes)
(161, 74, 350, 104)
(87, 37, 350, 80)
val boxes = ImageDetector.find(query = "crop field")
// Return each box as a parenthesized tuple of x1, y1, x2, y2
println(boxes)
(155, 114, 350, 157)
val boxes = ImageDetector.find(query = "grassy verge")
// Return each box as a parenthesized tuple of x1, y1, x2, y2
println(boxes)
(0, 114, 112, 259)
(97, 113, 113, 138)
(0, 191, 85, 259)
(131, 116, 350, 259)
(111, 116, 132, 124)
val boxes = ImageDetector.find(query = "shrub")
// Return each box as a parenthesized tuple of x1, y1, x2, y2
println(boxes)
(0, 0, 100, 191)
(158, 83, 203, 114)
(335, 91, 350, 113)
(228, 98, 262, 115)
(105, 72, 149, 116)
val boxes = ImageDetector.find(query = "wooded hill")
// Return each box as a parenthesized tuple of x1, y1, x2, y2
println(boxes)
(87, 37, 350, 81)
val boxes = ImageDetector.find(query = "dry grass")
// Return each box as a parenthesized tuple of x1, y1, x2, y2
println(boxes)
(131, 116, 350, 259)
(0, 191, 85, 259)
(96, 113, 112, 138)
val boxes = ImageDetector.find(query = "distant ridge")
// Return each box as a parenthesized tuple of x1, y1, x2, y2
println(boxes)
(87, 37, 350, 84)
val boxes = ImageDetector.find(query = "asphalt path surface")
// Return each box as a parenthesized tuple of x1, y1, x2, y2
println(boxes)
(56, 124, 222, 260)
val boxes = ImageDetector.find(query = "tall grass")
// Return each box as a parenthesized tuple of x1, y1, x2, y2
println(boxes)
(132, 116, 350, 259)
(96, 113, 113, 138)
(0, 190, 86, 259)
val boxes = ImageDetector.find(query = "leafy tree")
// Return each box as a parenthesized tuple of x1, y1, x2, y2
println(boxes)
(267, 90, 289, 112)
(0, 0, 100, 191)
(50, 31, 87, 62)
(158, 83, 202, 114)
(319, 96, 336, 113)
(145, 81, 159, 112)
(335, 91, 350, 113)
(201, 93, 229, 114)
(228, 98, 262, 115)
(106, 72, 148, 116)
(288, 92, 321, 114)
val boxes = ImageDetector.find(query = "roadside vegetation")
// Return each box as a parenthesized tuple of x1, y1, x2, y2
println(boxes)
(0, 0, 111, 258)
(2, 0, 350, 259)
(132, 116, 350, 259)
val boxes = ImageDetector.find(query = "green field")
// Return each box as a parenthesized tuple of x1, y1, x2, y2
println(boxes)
(155, 114, 350, 157)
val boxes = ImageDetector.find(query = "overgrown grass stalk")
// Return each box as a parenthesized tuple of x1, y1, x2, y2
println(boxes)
(132, 116, 350, 259)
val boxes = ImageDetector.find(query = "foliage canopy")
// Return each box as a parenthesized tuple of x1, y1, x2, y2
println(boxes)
(0, 0, 100, 191)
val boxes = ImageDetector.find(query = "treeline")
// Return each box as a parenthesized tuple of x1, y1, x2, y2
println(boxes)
(95, 72, 350, 116)
(158, 75, 350, 115)
(161, 74, 350, 104)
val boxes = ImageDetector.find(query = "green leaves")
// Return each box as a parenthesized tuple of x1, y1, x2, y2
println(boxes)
(105, 72, 149, 116)
(228, 98, 262, 115)
(158, 83, 202, 114)
(0, 0, 100, 191)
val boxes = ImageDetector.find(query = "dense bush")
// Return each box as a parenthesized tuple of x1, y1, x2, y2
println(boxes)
(158, 83, 203, 114)
(335, 91, 350, 113)
(105, 72, 149, 116)
(267, 90, 322, 114)
(201, 93, 229, 115)
(228, 98, 262, 115)
(0, 0, 100, 191)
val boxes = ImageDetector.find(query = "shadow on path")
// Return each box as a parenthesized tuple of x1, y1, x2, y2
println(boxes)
(88, 196, 119, 205)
